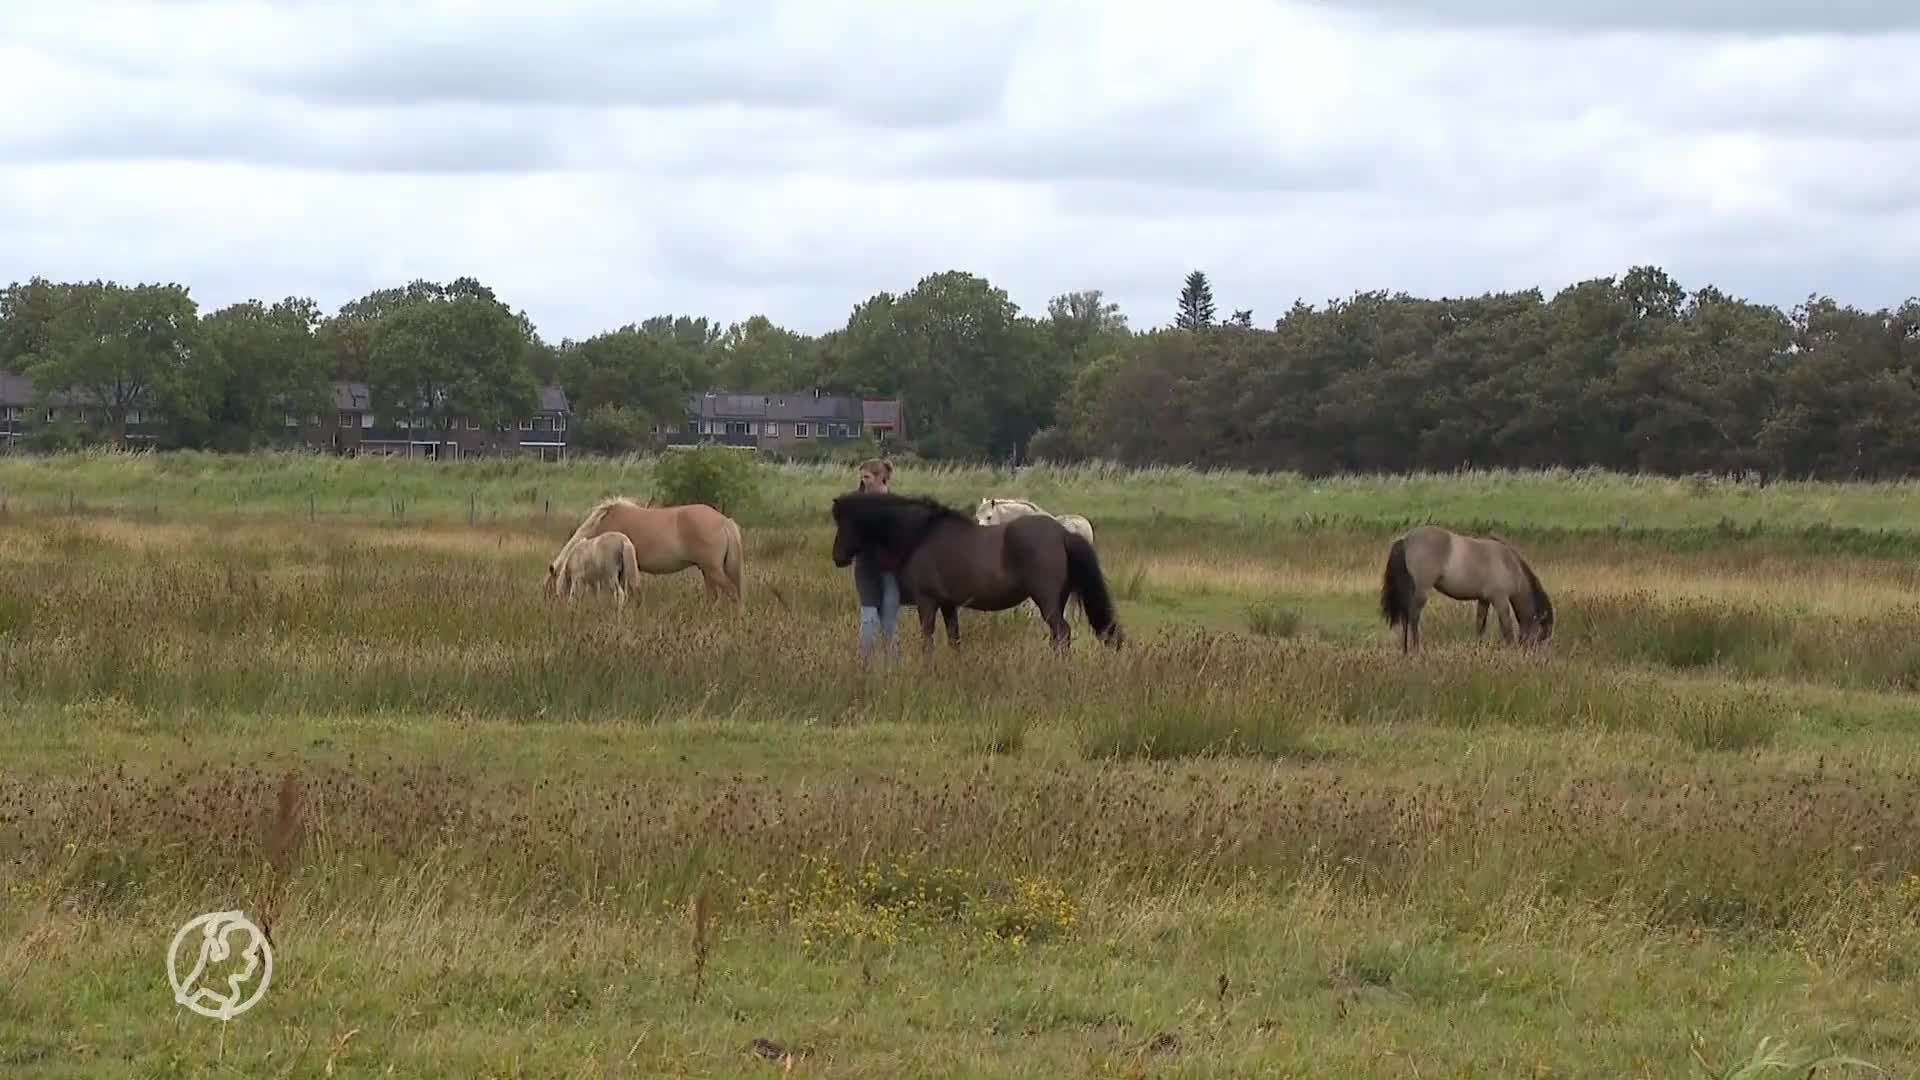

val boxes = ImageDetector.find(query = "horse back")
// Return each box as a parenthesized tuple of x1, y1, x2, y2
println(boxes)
(911, 516, 1033, 611)
(601, 502, 729, 566)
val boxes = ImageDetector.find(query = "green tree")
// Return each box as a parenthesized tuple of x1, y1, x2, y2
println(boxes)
(1175, 271, 1216, 330)
(366, 289, 538, 431)
(712, 315, 809, 391)
(559, 325, 705, 421)
(21, 280, 208, 445)
(570, 404, 655, 455)
(195, 296, 329, 449)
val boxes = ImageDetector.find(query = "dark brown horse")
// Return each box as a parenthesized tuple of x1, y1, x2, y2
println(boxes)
(829, 491, 1124, 653)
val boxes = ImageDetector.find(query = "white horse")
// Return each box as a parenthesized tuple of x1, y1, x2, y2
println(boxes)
(973, 496, 1095, 545)
(546, 530, 642, 607)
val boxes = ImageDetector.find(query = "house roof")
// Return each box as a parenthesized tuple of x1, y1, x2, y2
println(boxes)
(335, 381, 568, 414)
(0, 373, 107, 408)
(862, 399, 900, 426)
(689, 390, 888, 422)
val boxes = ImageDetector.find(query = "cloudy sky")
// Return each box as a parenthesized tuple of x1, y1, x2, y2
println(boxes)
(2, 0, 1917, 342)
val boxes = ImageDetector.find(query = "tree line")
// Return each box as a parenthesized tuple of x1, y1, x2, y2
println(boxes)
(1, 266, 1915, 478)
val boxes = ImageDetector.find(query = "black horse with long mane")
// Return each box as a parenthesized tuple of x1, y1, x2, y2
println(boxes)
(829, 491, 1124, 652)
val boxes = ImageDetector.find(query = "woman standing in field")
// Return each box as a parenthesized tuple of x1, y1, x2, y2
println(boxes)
(851, 457, 901, 656)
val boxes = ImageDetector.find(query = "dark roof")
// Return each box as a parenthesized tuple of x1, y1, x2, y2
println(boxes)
(0, 373, 109, 408)
(336, 381, 567, 414)
(862, 399, 900, 426)
(689, 390, 886, 422)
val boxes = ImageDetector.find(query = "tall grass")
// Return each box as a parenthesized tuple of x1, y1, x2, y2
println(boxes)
(2, 501, 1917, 1074)
(17, 448, 1920, 541)
(0, 516, 1795, 750)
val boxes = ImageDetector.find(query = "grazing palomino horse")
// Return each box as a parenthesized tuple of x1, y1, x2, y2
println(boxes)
(1378, 525, 1554, 653)
(547, 531, 642, 607)
(546, 497, 744, 603)
(973, 496, 1095, 545)
(831, 491, 1124, 653)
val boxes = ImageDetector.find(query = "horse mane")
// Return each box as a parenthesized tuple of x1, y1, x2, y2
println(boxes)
(832, 491, 970, 555)
(1513, 551, 1553, 631)
(553, 496, 642, 569)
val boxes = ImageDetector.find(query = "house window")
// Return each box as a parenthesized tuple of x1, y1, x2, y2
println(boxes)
(765, 422, 779, 437)
(795, 422, 810, 438)
(126, 409, 142, 425)
(519, 419, 533, 431)
(467, 417, 479, 430)
(283, 413, 297, 427)
(554, 415, 566, 431)
(361, 413, 374, 429)
(664, 422, 679, 434)
(340, 412, 355, 428)
(726, 421, 750, 436)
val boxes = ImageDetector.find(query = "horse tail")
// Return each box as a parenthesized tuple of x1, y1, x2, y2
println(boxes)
(1062, 532, 1123, 646)
(1380, 537, 1415, 627)
(1515, 552, 1553, 639)
(722, 517, 744, 601)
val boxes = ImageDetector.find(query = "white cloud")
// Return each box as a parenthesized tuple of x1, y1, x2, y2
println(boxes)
(0, 0, 1915, 343)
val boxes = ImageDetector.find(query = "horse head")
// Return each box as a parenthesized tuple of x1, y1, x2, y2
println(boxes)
(831, 492, 964, 569)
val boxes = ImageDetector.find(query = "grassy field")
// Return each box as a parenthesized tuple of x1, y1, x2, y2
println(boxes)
(2, 451, 1917, 1077)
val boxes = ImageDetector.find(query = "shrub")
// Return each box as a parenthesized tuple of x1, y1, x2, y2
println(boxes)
(651, 444, 762, 517)
(1247, 602, 1303, 638)
(1024, 425, 1083, 464)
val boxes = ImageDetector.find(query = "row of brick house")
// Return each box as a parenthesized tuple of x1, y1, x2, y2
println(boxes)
(0, 373, 905, 459)
(286, 382, 576, 461)
(658, 389, 904, 452)
(0, 374, 578, 460)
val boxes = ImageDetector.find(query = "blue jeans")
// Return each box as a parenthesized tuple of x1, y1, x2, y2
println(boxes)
(854, 557, 900, 654)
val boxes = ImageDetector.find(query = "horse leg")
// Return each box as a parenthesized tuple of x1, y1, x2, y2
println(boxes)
(1475, 600, 1490, 638)
(940, 604, 960, 649)
(917, 601, 939, 658)
(1494, 598, 1520, 644)
(1405, 592, 1427, 653)
(1036, 590, 1071, 651)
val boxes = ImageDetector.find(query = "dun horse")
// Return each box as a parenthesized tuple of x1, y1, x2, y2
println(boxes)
(546, 496, 744, 603)
(1378, 525, 1554, 653)
(547, 531, 642, 607)
(973, 496, 1095, 545)
(831, 491, 1123, 652)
